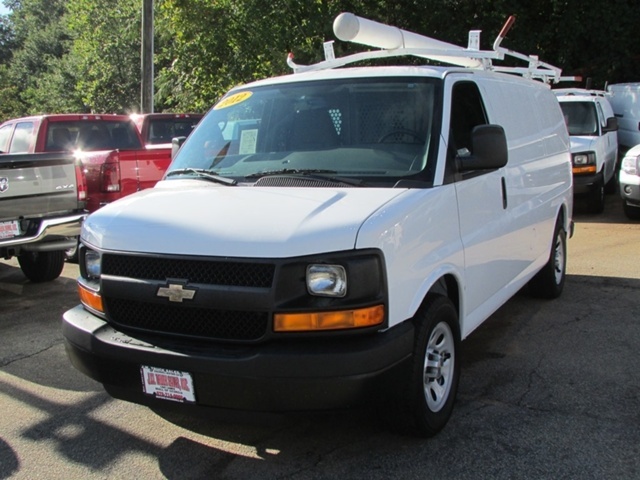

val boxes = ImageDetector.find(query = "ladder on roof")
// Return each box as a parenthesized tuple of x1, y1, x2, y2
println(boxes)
(287, 13, 579, 85)
(554, 88, 609, 97)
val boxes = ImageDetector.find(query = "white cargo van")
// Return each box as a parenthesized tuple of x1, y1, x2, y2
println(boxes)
(554, 89, 618, 213)
(62, 14, 573, 437)
(607, 83, 640, 151)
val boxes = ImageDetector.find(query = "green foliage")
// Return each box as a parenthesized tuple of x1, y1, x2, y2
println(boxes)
(66, 0, 142, 113)
(0, 0, 639, 120)
(0, 65, 22, 120)
(0, 15, 15, 64)
(0, 0, 73, 119)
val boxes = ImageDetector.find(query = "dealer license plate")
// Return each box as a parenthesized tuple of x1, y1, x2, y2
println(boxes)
(141, 366, 196, 403)
(0, 220, 20, 240)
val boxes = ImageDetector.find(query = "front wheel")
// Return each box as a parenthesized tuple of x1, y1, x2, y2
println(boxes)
(623, 201, 640, 220)
(586, 178, 605, 214)
(18, 250, 65, 283)
(390, 295, 460, 437)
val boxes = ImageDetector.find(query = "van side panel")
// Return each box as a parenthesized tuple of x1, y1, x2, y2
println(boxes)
(481, 76, 571, 255)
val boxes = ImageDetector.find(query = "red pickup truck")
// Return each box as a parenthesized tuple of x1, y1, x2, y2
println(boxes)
(130, 113, 203, 149)
(0, 114, 172, 213)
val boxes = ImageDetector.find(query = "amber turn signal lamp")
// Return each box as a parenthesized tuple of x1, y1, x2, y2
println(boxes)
(573, 165, 597, 175)
(78, 284, 104, 313)
(274, 304, 385, 332)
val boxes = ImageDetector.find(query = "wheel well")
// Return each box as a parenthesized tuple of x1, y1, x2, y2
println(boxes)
(427, 274, 460, 316)
(557, 204, 571, 237)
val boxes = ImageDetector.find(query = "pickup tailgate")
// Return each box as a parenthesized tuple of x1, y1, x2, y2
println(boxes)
(0, 152, 80, 221)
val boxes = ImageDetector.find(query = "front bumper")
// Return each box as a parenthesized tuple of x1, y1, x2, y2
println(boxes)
(619, 171, 640, 206)
(572, 171, 603, 195)
(62, 305, 414, 412)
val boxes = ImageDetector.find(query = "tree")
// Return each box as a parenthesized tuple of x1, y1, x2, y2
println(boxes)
(0, 0, 82, 118)
(1, 0, 639, 119)
(66, 0, 141, 113)
(0, 14, 15, 64)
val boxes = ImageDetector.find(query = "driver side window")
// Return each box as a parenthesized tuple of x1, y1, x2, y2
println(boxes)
(445, 81, 488, 182)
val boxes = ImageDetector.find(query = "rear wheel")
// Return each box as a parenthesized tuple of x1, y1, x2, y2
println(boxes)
(390, 295, 460, 437)
(65, 238, 80, 264)
(528, 217, 567, 299)
(18, 250, 65, 283)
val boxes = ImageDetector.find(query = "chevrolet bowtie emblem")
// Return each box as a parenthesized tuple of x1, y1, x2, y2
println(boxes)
(157, 283, 197, 302)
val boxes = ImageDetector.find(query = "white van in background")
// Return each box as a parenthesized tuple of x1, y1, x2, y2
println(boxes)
(607, 83, 640, 152)
(554, 89, 618, 213)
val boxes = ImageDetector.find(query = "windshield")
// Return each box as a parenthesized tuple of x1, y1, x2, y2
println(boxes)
(560, 101, 598, 136)
(168, 78, 441, 186)
(44, 120, 142, 151)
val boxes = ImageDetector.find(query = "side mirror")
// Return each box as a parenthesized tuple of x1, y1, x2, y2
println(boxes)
(458, 124, 508, 171)
(171, 136, 187, 160)
(602, 116, 618, 133)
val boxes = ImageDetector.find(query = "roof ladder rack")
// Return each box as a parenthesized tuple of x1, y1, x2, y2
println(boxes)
(287, 13, 580, 84)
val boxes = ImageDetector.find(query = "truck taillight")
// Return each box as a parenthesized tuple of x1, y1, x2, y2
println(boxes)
(75, 161, 88, 202)
(100, 152, 121, 193)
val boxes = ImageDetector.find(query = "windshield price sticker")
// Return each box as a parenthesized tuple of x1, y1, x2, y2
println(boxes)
(0, 220, 20, 240)
(141, 366, 196, 403)
(213, 91, 252, 110)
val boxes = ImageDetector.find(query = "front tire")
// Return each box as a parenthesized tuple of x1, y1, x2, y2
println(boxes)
(604, 174, 617, 194)
(586, 178, 605, 214)
(623, 201, 640, 220)
(18, 250, 65, 283)
(391, 295, 460, 437)
(528, 217, 567, 299)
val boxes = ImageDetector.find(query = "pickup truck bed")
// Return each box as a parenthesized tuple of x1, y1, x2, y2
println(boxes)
(0, 152, 86, 281)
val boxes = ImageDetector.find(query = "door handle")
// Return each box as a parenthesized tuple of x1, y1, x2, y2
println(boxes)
(501, 177, 507, 209)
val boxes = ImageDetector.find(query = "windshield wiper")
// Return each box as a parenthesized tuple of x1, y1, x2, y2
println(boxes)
(246, 168, 366, 187)
(165, 168, 237, 186)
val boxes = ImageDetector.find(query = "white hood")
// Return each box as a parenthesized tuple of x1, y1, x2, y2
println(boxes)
(569, 135, 596, 153)
(82, 179, 406, 258)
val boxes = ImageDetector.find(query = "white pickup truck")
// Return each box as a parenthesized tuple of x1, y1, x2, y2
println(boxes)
(62, 14, 573, 437)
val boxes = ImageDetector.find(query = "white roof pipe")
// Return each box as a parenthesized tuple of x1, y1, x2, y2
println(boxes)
(333, 12, 483, 69)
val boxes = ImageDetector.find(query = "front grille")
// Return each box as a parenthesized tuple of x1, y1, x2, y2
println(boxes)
(102, 254, 275, 288)
(106, 298, 268, 341)
(101, 253, 276, 342)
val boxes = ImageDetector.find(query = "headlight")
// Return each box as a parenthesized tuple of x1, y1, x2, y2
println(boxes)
(78, 247, 104, 314)
(306, 264, 347, 297)
(621, 155, 640, 176)
(84, 249, 102, 279)
(572, 152, 595, 166)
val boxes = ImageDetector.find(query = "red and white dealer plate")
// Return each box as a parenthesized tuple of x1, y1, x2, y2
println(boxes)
(0, 220, 20, 240)
(141, 365, 196, 403)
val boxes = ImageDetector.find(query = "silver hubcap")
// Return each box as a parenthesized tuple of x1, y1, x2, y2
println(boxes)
(423, 321, 455, 412)
(553, 232, 565, 285)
